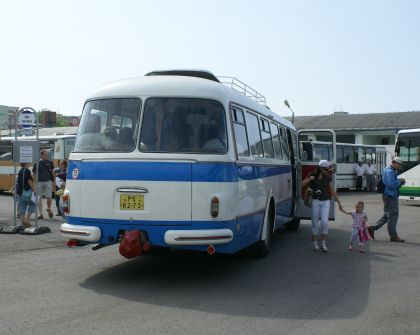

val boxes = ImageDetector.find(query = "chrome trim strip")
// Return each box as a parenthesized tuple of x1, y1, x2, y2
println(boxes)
(60, 229, 90, 236)
(60, 223, 101, 242)
(164, 229, 233, 245)
(117, 187, 149, 193)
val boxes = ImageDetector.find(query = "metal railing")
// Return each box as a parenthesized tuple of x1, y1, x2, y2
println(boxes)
(218, 76, 266, 106)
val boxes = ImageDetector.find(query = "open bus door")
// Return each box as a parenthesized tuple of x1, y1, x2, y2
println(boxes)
(295, 130, 336, 220)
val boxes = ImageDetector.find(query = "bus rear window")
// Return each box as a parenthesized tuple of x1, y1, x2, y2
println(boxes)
(74, 98, 140, 152)
(140, 98, 226, 154)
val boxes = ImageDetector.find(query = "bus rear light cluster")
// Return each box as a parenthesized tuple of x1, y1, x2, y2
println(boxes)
(210, 196, 219, 218)
(63, 194, 70, 213)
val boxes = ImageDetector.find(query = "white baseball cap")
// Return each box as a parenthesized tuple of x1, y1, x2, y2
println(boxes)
(392, 157, 403, 165)
(319, 160, 331, 168)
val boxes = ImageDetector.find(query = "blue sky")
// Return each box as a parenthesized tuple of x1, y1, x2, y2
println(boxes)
(1, 0, 419, 117)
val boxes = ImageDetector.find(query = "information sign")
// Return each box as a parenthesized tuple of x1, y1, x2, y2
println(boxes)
(18, 109, 35, 129)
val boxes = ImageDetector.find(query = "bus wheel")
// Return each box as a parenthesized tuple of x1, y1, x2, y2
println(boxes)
(253, 206, 274, 257)
(286, 218, 300, 231)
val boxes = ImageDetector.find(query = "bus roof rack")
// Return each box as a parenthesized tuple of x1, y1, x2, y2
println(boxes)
(145, 70, 220, 83)
(218, 76, 266, 106)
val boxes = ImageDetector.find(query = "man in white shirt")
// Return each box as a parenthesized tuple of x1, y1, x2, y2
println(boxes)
(354, 161, 365, 191)
(365, 160, 377, 192)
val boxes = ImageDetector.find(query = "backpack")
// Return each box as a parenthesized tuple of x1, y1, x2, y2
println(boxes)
(376, 176, 385, 194)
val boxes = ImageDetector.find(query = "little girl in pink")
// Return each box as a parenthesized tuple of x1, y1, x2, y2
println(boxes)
(341, 201, 369, 253)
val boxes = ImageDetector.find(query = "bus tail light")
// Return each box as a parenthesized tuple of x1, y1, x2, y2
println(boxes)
(207, 244, 216, 255)
(63, 194, 70, 213)
(210, 196, 219, 218)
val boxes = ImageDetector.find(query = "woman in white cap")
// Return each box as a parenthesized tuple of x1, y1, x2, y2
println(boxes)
(302, 160, 343, 252)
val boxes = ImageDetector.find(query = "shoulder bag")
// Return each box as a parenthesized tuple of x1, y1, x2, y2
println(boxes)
(20, 169, 32, 202)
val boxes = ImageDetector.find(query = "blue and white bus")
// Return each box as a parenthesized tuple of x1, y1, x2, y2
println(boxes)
(60, 70, 328, 257)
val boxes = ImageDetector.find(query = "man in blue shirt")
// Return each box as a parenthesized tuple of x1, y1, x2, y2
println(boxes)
(368, 157, 406, 242)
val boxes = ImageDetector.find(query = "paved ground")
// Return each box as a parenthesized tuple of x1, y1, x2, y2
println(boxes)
(0, 191, 420, 335)
(0, 193, 65, 253)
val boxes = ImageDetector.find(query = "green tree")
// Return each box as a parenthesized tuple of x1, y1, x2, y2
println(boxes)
(56, 113, 66, 127)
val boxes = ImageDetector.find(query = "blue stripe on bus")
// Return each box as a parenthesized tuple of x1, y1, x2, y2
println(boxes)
(68, 161, 291, 182)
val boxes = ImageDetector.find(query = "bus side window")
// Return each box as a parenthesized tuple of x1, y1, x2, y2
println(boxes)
(231, 107, 249, 157)
(246, 112, 263, 158)
(270, 123, 283, 160)
(301, 142, 313, 161)
(343, 145, 355, 163)
(260, 118, 274, 158)
(336, 145, 343, 163)
(279, 126, 290, 160)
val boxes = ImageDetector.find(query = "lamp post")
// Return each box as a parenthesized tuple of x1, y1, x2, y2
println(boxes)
(284, 100, 294, 124)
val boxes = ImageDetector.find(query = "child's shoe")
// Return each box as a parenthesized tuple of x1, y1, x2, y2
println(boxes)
(347, 244, 353, 251)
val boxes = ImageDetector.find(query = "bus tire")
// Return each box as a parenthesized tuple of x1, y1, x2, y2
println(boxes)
(286, 218, 300, 231)
(253, 204, 274, 257)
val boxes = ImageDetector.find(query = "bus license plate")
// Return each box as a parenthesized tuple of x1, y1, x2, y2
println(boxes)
(120, 194, 144, 210)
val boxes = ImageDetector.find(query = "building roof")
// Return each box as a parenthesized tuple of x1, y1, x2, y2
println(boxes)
(289, 111, 420, 131)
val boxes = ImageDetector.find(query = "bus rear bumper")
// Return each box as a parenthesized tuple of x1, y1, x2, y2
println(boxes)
(60, 223, 101, 242)
(164, 229, 233, 245)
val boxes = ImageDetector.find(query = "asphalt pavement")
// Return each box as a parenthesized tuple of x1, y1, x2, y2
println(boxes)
(0, 193, 65, 253)
(1, 191, 420, 335)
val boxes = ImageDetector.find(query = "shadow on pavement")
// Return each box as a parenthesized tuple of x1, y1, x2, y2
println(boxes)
(80, 224, 371, 320)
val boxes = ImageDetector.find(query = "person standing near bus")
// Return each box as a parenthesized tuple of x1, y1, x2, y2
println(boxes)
(354, 160, 365, 191)
(32, 149, 56, 219)
(16, 162, 36, 227)
(365, 160, 376, 192)
(302, 160, 344, 252)
(54, 160, 67, 216)
(368, 157, 406, 242)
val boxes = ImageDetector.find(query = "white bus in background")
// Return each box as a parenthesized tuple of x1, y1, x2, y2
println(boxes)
(60, 69, 333, 258)
(0, 132, 76, 192)
(395, 128, 420, 204)
(300, 141, 387, 190)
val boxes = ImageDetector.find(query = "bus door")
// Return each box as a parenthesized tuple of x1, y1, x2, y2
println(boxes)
(286, 129, 298, 217)
(295, 130, 336, 220)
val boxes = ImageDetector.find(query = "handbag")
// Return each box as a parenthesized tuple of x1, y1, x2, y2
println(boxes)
(358, 222, 371, 242)
(21, 188, 32, 202)
(20, 168, 32, 202)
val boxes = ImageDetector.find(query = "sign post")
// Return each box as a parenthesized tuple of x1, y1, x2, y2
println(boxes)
(1, 107, 41, 234)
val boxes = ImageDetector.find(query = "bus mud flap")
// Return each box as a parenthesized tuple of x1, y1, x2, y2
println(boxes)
(119, 230, 150, 259)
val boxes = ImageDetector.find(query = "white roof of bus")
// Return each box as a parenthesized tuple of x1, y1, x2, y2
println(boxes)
(398, 128, 420, 134)
(88, 75, 295, 130)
